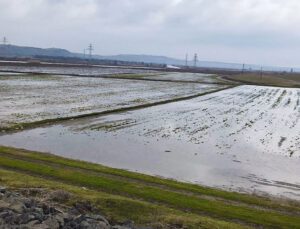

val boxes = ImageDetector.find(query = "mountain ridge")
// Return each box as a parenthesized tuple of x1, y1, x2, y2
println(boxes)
(0, 44, 296, 72)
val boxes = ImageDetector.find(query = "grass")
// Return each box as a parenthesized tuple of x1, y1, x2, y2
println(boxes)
(107, 73, 237, 86)
(0, 169, 243, 229)
(224, 73, 300, 88)
(0, 146, 299, 228)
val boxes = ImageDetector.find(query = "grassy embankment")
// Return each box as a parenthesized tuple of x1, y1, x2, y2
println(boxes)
(224, 72, 300, 88)
(106, 73, 238, 86)
(0, 146, 299, 228)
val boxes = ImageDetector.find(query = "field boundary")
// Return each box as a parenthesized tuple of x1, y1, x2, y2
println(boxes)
(222, 75, 300, 88)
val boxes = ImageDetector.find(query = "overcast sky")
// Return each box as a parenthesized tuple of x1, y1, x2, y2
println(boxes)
(1, 0, 300, 67)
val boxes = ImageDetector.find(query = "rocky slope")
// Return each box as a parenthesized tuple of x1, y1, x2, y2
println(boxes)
(0, 187, 136, 229)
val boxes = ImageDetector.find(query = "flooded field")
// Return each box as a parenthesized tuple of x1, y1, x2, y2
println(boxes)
(0, 65, 156, 76)
(1, 85, 300, 199)
(123, 72, 235, 84)
(0, 73, 223, 129)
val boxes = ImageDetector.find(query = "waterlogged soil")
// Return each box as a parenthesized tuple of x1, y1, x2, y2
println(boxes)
(0, 74, 223, 129)
(0, 65, 155, 76)
(1, 85, 300, 200)
(129, 72, 235, 84)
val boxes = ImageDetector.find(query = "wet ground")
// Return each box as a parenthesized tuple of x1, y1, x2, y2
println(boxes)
(130, 72, 234, 84)
(1, 84, 300, 200)
(0, 73, 223, 129)
(0, 65, 155, 76)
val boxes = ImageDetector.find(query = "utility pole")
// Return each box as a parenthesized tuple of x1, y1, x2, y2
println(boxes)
(260, 67, 263, 81)
(87, 44, 93, 60)
(242, 63, 245, 74)
(2, 37, 7, 45)
(185, 53, 188, 68)
(193, 53, 198, 68)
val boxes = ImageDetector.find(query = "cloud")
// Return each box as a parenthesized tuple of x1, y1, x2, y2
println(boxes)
(0, 0, 300, 66)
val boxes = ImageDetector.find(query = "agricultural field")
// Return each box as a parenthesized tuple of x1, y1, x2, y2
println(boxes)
(0, 73, 225, 129)
(226, 72, 300, 87)
(1, 85, 300, 199)
(1, 69, 300, 228)
(0, 64, 155, 76)
(109, 72, 236, 84)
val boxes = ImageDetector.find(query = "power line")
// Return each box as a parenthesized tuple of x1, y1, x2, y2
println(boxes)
(193, 53, 198, 67)
(2, 37, 7, 45)
(185, 53, 188, 67)
(87, 44, 93, 59)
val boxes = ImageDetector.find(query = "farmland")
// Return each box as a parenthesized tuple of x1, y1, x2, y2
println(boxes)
(0, 73, 225, 130)
(0, 69, 300, 228)
(1, 84, 300, 200)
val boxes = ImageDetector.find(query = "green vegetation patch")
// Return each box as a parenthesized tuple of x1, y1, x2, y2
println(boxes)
(0, 146, 300, 228)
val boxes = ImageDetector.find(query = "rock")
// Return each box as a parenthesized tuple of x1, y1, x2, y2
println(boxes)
(35, 207, 44, 215)
(85, 214, 109, 225)
(0, 186, 6, 194)
(54, 213, 65, 227)
(31, 209, 45, 222)
(9, 202, 25, 213)
(42, 204, 57, 215)
(0, 189, 138, 229)
(112, 220, 135, 229)
(93, 221, 111, 229)
(48, 190, 72, 203)
(43, 216, 60, 229)
(80, 220, 91, 228)
(0, 200, 10, 209)
(19, 213, 36, 224)
(73, 200, 93, 213)
(25, 219, 40, 227)
(0, 210, 11, 218)
(24, 198, 36, 209)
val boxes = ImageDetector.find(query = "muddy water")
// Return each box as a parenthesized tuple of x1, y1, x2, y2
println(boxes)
(140, 72, 232, 84)
(0, 65, 155, 76)
(1, 85, 300, 199)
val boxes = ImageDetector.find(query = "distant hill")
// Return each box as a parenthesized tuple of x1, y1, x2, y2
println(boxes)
(0, 44, 75, 58)
(0, 44, 297, 72)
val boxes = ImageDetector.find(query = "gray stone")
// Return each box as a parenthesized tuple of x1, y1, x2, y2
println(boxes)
(0, 189, 138, 229)
(9, 202, 25, 213)
(86, 214, 109, 224)
(80, 220, 91, 228)
(34, 207, 44, 218)
(90, 221, 111, 229)
(54, 213, 65, 227)
(18, 213, 36, 224)
(43, 216, 60, 229)
(112, 226, 132, 229)
(0, 186, 6, 194)
(24, 198, 36, 209)
(0, 200, 10, 209)
(26, 219, 40, 227)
